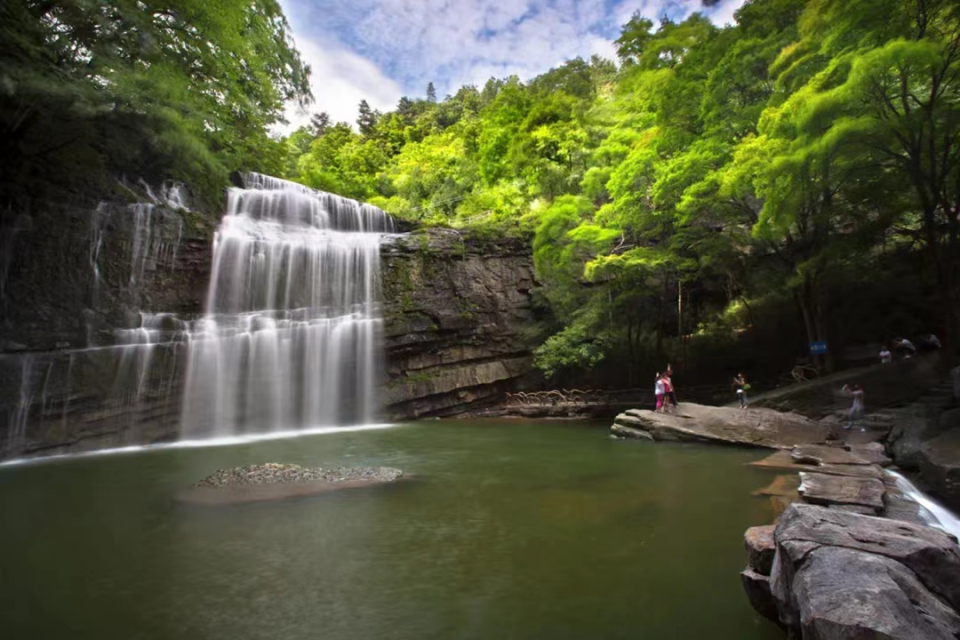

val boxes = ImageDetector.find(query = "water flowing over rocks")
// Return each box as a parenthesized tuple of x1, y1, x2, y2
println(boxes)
(181, 463, 404, 504)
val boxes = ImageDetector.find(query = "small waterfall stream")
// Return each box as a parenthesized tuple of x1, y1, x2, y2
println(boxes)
(887, 470, 960, 541)
(180, 173, 395, 438)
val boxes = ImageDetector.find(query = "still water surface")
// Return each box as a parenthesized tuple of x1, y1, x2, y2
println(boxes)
(0, 420, 782, 639)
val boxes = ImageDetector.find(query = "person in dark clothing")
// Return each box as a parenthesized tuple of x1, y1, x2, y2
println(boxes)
(733, 373, 748, 409)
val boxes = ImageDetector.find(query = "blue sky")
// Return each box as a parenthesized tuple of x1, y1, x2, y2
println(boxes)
(278, 0, 748, 130)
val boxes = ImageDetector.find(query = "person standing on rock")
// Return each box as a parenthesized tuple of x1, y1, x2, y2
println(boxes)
(879, 345, 892, 364)
(663, 366, 678, 411)
(842, 383, 865, 431)
(734, 373, 749, 409)
(654, 373, 666, 412)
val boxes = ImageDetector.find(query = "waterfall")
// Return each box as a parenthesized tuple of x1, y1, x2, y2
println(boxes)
(179, 173, 395, 439)
(887, 470, 960, 541)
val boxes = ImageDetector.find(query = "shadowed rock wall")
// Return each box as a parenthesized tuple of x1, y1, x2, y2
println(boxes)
(381, 229, 539, 419)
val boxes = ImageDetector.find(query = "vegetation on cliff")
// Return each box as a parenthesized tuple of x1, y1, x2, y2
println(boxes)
(0, 0, 310, 210)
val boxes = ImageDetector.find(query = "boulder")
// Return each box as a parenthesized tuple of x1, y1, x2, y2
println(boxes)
(774, 504, 960, 612)
(798, 472, 885, 511)
(790, 546, 960, 639)
(612, 403, 830, 449)
(744, 525, 776, 575)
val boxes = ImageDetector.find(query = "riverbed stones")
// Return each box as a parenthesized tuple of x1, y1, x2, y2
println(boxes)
(798, 471, 885, 511)
(611, 403, 830, 449)
(181, 464, 405, 505)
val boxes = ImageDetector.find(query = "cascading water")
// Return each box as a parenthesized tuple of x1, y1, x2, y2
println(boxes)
(179, 173, 395, 439)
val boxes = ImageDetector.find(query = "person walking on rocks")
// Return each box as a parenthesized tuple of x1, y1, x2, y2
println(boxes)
(654, 373, 665, 412)
(842, 383, 865, 431)
(734, 373, 749, 409)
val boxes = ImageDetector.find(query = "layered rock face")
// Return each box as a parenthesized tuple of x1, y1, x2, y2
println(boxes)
(380, 229, 538, 418)
(0, 190, 211, 459)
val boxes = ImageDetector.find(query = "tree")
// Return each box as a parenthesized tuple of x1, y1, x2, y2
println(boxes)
(357, 100, 380, 135)
(0, 0, 312, 209)
(311, 112, 332, 136)
(427, 82, 437, 103)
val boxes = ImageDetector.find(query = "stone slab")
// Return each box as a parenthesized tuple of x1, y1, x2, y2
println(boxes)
(614, 403, 830, 449)
(798, 472, 885, 511)
(791, 444, 872, 466)
(749, 451, 884, 479)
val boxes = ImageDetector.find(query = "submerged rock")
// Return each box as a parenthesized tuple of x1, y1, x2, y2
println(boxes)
(181, 463, 404, 505)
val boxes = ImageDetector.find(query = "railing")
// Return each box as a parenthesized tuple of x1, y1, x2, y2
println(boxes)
(505, 384, 733, 408)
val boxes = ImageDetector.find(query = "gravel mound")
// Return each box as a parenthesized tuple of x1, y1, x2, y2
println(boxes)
(195, 463, 403, 488)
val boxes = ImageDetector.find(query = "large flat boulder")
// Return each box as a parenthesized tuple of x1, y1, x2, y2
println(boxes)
(612, 403, 829, 449)
(798, 472, 885, 511)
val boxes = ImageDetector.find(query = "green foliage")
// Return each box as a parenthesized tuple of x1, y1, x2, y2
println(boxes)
(0, 0, 311, 210)
(274, 0, 960, 381)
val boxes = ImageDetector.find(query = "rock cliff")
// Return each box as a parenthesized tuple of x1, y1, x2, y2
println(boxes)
(380, 228, 539, 419)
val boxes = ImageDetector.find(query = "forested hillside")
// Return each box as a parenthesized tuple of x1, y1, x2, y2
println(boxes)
(3, 0, 957, 388)
(282, 0, 960, 386)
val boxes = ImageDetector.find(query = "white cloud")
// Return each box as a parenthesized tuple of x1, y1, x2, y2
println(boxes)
(274, 0, 747, 132)
(276, 17, 403, 134)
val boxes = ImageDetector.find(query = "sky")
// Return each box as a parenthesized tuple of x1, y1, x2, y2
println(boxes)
(277, 0, 748, 131)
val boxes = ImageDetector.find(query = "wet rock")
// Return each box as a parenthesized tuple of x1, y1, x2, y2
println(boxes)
(740, 568, 779, 624)
(611, 403, 829, 449)
(610, 421, 654, 441)
(918, 428, 960, 511)
(744, 525, 776, 575)
(798, 472, 885, 511)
